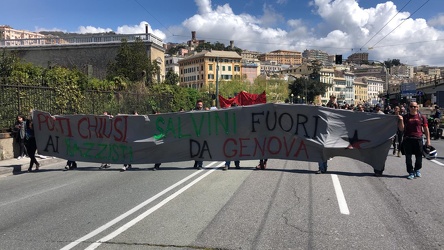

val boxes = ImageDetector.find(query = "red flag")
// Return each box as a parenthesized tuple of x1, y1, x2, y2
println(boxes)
(219, 91, 266, 108)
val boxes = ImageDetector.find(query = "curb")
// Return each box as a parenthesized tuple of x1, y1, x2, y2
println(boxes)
(0, 157, 65, 177)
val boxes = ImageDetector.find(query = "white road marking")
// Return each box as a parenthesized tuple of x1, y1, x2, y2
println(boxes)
(84, 162, 225, 250)
(61, 161, 221, 250)
(331, 174, 350, 215)
(431, 159, 444, 166)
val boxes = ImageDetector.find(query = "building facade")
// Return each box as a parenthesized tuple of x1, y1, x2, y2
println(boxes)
(241, 59, 260, 84)
(365, 77, 385, 105)
(347, 52, 369, 64)
(178, 50, 242, 91)
(165, 54, 184, 78)
(258, 50, 302, 66)
(0, 25, 47, 46)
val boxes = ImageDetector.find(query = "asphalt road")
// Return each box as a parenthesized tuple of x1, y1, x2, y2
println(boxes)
(0, 143, 443, 250)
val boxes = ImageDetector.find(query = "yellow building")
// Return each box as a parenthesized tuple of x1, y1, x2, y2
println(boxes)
(0, 25, 47, 46)
(178, 50, 242, 91)
(354, 78, 368, 104)
(258, 50, 302, 66)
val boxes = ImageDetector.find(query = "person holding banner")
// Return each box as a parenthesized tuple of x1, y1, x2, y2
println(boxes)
(224, 103, 240, 171)
(100, 111, 112, 169)
(24, 119, 40, 172)
(398, 102, 430, 180)
(193, 100, 205, 170)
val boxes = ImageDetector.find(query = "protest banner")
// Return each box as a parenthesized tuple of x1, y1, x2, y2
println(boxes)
(33, 103, 397, 171)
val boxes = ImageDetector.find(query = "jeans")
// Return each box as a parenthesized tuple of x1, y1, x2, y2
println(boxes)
(403, 137, 423, 173)
(318, 161, 328, 172)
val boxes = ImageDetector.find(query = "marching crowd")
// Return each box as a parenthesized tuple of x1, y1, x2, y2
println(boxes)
(12, 97, 441, 179)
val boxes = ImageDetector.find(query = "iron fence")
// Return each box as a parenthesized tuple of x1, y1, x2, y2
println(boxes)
(0, 85, 172, 132)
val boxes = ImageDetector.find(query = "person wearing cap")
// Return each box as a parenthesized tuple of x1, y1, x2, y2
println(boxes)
(398, 101, 430, 179)
(374, 104, 384, 114)
(326, 95, 338, 109)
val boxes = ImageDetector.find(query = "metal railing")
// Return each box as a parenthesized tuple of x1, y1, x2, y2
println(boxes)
(0, 33, 163, 48)
(0, 85, 172, 132)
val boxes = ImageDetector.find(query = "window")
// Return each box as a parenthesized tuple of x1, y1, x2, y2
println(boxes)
(228, 66, 231, 71)
(209, 64, 213, 70)
(222, 66, 226, 71)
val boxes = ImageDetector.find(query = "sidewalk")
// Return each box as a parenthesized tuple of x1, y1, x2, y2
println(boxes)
(0, 155, 65, 177)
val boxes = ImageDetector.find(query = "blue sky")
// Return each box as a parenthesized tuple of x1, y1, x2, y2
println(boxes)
(2, 0, 444, 66)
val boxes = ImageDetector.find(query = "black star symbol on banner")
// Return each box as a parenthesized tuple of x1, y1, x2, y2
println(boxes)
(342, 130, 370, 149)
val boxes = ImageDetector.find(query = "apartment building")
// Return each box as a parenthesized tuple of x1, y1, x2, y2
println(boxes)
(347, 52, 369, 64)
(319, 68, 335, 105)
(260, 61, 289, 77)
(0, 25, 47, 46)
(353, 78, 368, 105)
(165, 54, 184, 77)
(241, 59, 260, 84)
(178, 50, 242, 91)
(258, 50, 302, 66)
(302, 49, 329, 64)
(241, 50, 261, 60)
(365, 77, 385, 105)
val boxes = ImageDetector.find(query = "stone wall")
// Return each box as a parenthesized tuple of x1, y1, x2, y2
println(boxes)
(0, 134, 15, 160)
(6, 41, 165, 80)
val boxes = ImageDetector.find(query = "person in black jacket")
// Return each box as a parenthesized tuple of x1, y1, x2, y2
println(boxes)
(24, 119, 40, 172)
(13, 115, 28, 159)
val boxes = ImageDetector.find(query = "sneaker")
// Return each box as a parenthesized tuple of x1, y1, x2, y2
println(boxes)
(393, 149, 396, 155)
(65, 165, 70, 170)
(121, 166, 127, 172)
(397, 151, 401, 157)
(223, 165, 228, 171)
(407, 173, 415, 180)
(17, 156, 22, 160)
(316, 170, 322, 174)
(197, 165, 202, 170)
(415, 170, 421, 178)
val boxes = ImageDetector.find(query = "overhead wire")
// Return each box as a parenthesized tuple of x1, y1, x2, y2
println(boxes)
(370, 0, 430, 48)
(359, 0, 413, 50)
(132, 0, 176, 36)
(133, 0, 437, 61)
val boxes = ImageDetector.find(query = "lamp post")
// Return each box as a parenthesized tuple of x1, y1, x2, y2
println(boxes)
(291, 93, 294, 104)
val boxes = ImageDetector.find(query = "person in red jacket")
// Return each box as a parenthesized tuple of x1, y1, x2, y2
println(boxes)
(398, 102, 430, 180)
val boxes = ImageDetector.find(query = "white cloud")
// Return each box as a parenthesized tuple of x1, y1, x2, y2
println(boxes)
(63, 0, 444, 66)
(77, 26, 113, 34)
(115, 22, 166, 40)
(428, 13, 444, 27)
(171, 0, 444, 66)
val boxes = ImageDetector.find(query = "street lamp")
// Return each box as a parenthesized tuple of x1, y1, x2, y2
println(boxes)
(291, 93, 294, 104)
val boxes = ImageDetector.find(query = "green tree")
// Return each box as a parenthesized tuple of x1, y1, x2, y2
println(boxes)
(288, 77, 331, 103)
(164, 69, 179, 85)
(0, 50, 20, 80)
(107, 38, 160, 85)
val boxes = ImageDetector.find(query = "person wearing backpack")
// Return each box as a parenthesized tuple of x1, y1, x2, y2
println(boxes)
(398, 102, 430, 180)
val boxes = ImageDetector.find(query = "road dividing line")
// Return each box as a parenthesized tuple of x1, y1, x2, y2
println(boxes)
(331, 174, 350, 215)
(85, 161, 226, 250)
(61, 161, 221, 250)
(431, 159, 444, 166)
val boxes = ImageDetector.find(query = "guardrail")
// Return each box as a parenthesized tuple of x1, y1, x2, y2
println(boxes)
(0, 33, 163, 48)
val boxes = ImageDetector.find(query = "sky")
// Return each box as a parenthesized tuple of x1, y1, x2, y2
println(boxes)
(2, 0, 444, 66)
